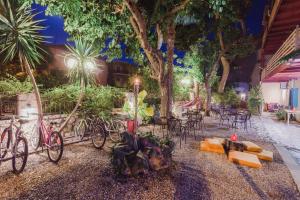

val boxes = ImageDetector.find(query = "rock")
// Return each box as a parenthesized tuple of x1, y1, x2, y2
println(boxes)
(228, 151, 262, 168)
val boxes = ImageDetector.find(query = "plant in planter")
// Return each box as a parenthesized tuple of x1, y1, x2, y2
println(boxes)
(111, 132, 175, 176)
(275, 109, 287, 121)
(123, 90, 154, 126)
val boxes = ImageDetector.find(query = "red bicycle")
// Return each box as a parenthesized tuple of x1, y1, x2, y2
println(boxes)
(30, 118, 64, 163)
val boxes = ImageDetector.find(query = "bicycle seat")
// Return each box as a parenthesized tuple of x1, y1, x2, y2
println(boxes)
(18, 119, 30, 124)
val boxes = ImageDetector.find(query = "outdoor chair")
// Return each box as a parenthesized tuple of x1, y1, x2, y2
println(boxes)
(167, 118, 181, 137)
(153, 117, 168, 136)
(232, 113, 248, 130)
(219, 112, 231, 128)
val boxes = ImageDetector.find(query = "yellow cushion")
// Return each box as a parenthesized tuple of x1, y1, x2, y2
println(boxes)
(200, 141, 225, 154)
(245, 150, 273, 161)
(242, 141, 263, 152)
(228, 151, 262, 168)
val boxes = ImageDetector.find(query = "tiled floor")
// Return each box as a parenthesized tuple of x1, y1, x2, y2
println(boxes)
(252, 113, 300, 164)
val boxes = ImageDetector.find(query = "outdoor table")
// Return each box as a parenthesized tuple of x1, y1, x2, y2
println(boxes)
(285, 109, 300, 125)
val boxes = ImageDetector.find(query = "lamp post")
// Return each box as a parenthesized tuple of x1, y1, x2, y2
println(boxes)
(133, 77, 141, 134)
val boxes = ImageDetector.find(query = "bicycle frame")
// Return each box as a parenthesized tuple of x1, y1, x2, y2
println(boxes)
(38, 120, 56, 148)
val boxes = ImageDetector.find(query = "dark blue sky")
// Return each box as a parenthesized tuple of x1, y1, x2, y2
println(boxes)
(33, 0, 266, 64)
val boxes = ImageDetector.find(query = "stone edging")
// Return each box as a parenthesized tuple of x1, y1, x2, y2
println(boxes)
(275, 145, 300, 192)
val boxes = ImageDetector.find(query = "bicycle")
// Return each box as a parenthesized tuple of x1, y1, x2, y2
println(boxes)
(0, 116, 29, 174)
(30, 118, 64, 163)
(99, 117, 126, 143)
(74, 116, 106, 149)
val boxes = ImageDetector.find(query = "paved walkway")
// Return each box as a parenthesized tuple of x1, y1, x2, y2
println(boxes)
(251, 113, 300, 164)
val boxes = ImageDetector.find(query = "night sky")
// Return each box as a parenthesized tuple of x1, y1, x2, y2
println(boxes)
(33, 0, 267, 65)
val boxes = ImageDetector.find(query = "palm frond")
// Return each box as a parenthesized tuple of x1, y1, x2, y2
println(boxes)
(0, 0, 46, 68)
(65, 39, 100, 87)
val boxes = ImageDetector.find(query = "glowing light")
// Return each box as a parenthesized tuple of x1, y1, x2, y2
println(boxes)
(181, 77, 192, 86)
(240, 93, 246, 101)
(84, 59, 96, 71)
(133, 77, 141, 86)
(65, 56, 78, 69)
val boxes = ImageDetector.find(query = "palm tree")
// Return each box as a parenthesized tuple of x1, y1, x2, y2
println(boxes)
(0, 0, 46, 120)
(58, 39, 99, 132)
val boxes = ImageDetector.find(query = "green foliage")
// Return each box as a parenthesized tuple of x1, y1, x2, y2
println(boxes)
(173, 73, 191, 101)
(140, 67, 160, 98)
(247, 86, 263, 115)
(208, 0, 228, 14)
(20, 0, 139, 62)
(123, 90, 154, 122)
(35, 70, 69, 89)
(275, 109, 287, 121)
(83, 86, 125, 119)
(42, 84, 124, 118)
(0, 0, 46, 68)
(182, 39, 220, 85)
(213, 88, 240, 106)
(0, 75, 33, 96)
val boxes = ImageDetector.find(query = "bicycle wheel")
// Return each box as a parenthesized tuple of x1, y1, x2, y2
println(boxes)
(0, 129, 11, 159)
(12, 136, 28, 174)
(91, 125, 106, 149)
(47, 131, 64, 163)
(109, 120, 125, 142)
(30, 124, 41, 150)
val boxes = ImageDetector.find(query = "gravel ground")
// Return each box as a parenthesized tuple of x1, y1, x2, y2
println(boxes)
(0, 116, 299, 200)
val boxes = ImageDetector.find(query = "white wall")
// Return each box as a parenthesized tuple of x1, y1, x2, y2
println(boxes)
(261, 82, 289, 106)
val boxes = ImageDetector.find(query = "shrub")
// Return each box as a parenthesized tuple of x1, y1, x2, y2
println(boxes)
(0, 75, 32, 97)
(275, 109, 287, 121)
(212, 88, 240, 107)
(247, 86, 263, 114)
(111, 132, 175, 176)
(42, 84, 124, 117)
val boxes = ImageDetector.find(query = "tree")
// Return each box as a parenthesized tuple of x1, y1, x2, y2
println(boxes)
(58, 39, 99, 132)
(183, 40, 220, 115)
(21, 0, 191, 118)
(210, 0, 255, 93)
(0, 0, 46, 120)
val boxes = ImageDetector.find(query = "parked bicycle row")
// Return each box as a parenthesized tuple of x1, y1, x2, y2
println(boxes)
(0, 114, 126, 174)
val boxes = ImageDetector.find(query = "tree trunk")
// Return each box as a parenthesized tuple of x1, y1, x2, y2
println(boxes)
(218, 56, 230, 93)
(159, 81, 168, 118)
(166, 21, 175, 117)
(194, 80, 200, 109)
(58, 79, 85, 133)
(204, 79, 212, 116)
(22, 56, 43, 121)
(217, 30, 230, 93)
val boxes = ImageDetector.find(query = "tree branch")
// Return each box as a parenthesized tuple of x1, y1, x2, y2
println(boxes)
(156, 24, 163, 50)
(163, 0, 190, 20)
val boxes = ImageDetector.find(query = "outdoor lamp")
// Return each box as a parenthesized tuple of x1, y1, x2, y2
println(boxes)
(181, 77, 192, 87)
(65, 56, 78, 69)
(84, 59, 96, 71)
(133, 77, 141, 86)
